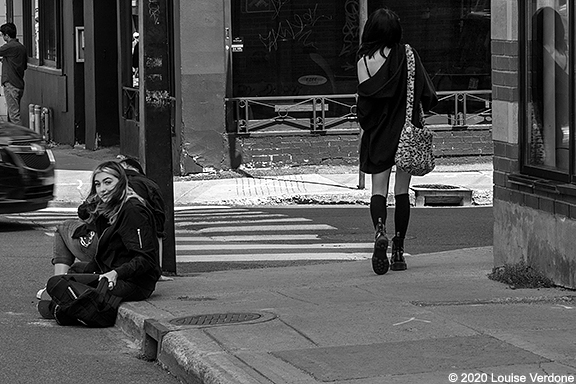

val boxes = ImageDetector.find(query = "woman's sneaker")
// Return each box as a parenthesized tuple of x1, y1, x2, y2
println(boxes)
(37, 300, 56, 319)
(36, 287, 49, 300)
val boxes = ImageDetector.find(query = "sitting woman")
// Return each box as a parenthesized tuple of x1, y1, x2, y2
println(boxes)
(38, 161, 161, 321)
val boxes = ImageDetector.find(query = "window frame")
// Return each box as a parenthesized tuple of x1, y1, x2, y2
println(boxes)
(23, 0, 62, 69)
(519, 2, 574, 183)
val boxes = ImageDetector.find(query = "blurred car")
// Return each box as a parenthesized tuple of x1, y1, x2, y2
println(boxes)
(0, 122, 55, 214)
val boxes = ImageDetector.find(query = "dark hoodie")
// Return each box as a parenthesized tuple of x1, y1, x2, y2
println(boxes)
(357, 43, 437, 174)
(84, 197, 161, 296)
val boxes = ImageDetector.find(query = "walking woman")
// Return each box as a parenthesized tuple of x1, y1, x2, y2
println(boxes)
(38, 161, 161, 323)
(357, 8, 437, 275)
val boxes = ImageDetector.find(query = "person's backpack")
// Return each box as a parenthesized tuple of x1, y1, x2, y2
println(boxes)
(46, 275, 122, 328)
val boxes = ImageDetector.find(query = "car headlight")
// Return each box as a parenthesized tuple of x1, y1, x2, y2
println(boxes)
(46, 149, 55, 164)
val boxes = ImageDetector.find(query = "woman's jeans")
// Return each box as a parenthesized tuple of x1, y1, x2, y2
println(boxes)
(52, 220, 97, 270)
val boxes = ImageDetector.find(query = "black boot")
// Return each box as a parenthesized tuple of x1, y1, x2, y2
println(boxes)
(390, 236, 407, 271)
(371, 218, 389, 275)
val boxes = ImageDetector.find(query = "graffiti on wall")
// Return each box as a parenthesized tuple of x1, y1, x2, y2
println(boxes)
(339, 0, 359, 71)
(148, 0, 161, 25)
(258, 4, 332, 52)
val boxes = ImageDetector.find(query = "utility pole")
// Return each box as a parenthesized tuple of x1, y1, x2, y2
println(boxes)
(139, 0, 176, 274)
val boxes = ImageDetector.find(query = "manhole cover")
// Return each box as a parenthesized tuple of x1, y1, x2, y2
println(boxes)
(169, 312, 262, 326)
(413, 184, 459, 189)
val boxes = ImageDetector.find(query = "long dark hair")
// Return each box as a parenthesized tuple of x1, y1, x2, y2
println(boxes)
(85, 161, 129, 225)
(358, 8, 402, 59)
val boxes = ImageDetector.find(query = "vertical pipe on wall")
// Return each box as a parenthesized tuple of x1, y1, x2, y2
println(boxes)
(42, 107, 51, 140)
(34, 105, 41, 134)
(28, 104, 35, 131)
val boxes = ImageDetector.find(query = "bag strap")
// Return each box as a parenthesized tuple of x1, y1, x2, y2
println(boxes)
(404, 44, 416, 125)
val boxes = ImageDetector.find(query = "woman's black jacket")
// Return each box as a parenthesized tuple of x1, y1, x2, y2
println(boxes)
(84, 197, 161, 294)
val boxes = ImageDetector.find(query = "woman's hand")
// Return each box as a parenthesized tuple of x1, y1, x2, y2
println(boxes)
(99, 270, 119, 290)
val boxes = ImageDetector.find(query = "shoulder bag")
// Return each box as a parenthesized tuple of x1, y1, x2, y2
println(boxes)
(394, 44, 435, 176)
(46, 274, 122, 328)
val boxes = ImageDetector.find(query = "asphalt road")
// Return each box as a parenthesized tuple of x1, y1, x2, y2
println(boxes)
(260, 205, 493, 254)
(176, 205, 493, 274)
(0, 204, 492, 381)
(0, 221, 181, 384)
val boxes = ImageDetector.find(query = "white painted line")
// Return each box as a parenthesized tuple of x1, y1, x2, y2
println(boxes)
(176, 252, 369, 262)
(174, 206, 232, 211)
(198, 224, 337, 233)
(178, 209, 266, 217)
(177, 242, 373, 251)
(178, 209, 251, 217)
(176, 234, 320, 242)
(178, 217, 311, 226)
(177, 213, 285, 220)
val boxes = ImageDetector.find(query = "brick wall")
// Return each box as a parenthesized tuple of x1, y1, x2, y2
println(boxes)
(491, 18, 576, 288)
(233, 127, 493, 168)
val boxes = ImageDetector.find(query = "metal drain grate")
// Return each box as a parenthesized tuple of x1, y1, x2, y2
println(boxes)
(169, 312, 262, 326)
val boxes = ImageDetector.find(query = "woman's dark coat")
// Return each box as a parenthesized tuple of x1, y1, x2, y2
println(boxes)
(84, 198, 161, 295)
(357, 44, 438, 174)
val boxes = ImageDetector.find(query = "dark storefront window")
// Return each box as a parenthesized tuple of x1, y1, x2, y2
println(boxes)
(24, 0, 60, 67)
(41, 0, 59, 64)
(368, 1, 491, 92)
(521, 2, 571, 181)
(231, 0, 361, 97)
(231, 0, 491, 98)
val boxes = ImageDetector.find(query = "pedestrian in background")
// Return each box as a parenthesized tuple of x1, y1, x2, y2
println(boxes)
(0, 22, 27, 125)
(356, 8, 437, 275)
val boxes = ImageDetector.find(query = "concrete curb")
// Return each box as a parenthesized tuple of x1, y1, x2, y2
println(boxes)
(116, 303, 273, 384)
(112, 248, 576, 384)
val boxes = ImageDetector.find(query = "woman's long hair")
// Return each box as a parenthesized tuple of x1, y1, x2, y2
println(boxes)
(85, 161, 141, 225)
(358, 8, 402, 59)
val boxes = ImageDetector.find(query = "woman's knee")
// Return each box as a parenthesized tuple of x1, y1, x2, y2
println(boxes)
(394, 170, 412, 195)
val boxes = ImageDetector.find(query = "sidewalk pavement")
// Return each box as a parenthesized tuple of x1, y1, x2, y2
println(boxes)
(48, 148, 576, 383)
(49, 146, 494, 208)
(116, 247, 576, 384)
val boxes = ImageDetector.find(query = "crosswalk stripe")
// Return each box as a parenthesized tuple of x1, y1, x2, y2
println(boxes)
(176, 252, 368, 262)
(176, 234, 320, 242)
(177, 243, 371, 251)
(176, 214, 286, 221)
(176, 211, 273, 217)
(5, 207, 373, 262)
(178, 217, 311, 226)
(174, 206, 232, 211)
(198, 224, 336, 233)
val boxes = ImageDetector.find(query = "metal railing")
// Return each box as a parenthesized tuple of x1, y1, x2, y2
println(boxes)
(226, 90, 492, 135)
(227, 94, 358, 135)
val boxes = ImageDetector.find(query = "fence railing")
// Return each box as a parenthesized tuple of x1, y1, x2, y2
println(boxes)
(226, 90, 491, 135)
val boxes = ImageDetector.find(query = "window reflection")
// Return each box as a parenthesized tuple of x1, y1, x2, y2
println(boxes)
(42, 0, 58, 62)
(528, 3, 570, 170)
